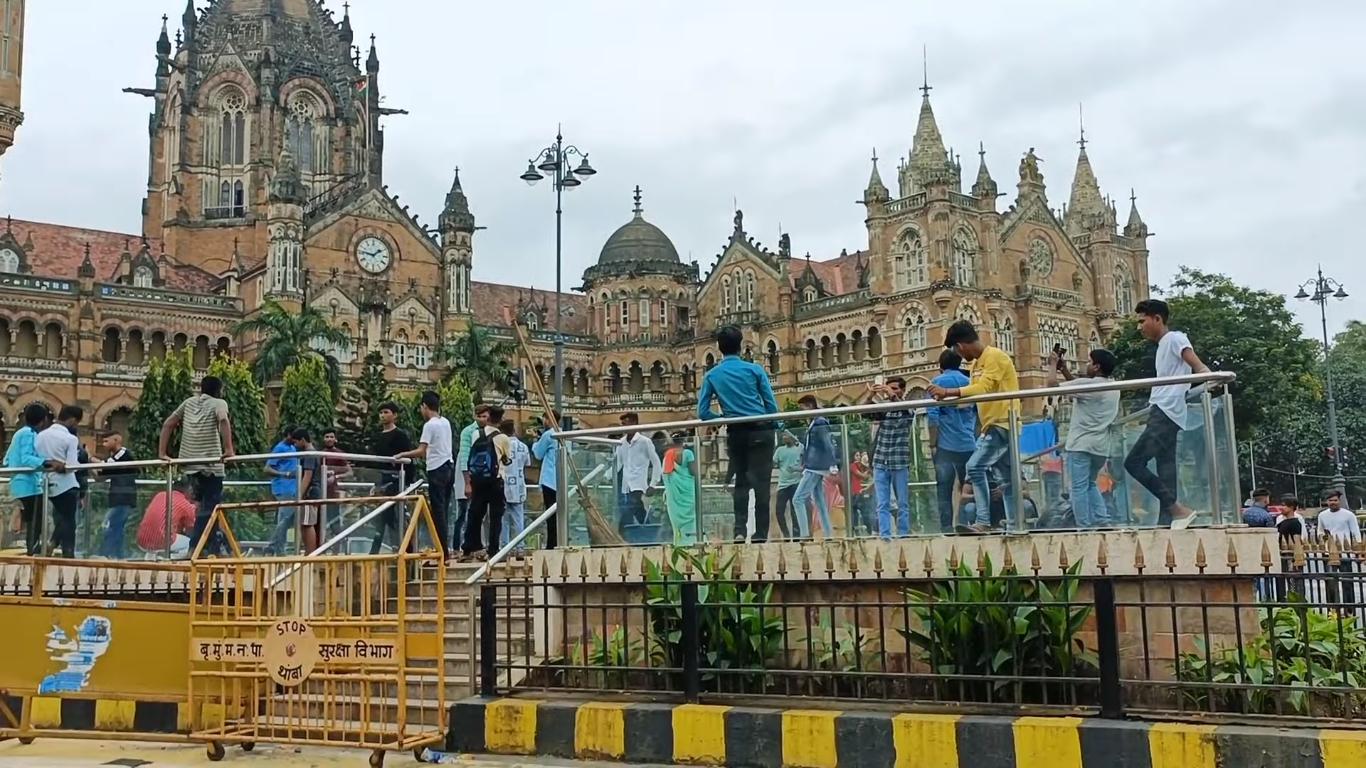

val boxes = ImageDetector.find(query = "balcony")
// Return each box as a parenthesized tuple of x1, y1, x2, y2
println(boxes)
(714, 310, 760, 328)
(0, 355, 68, 373)
(1024, 285, 1083, 308)
(948, 191, 979, 210)
(795, 291, 870, 319)
(884, 193, 926, 214)
(98, 362, 150, 380)
(795, 358, 882, 385)
(604, 392, 672, 407)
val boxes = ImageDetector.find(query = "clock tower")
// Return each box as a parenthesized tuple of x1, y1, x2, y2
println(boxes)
(264, 148, 305, 305)
(440, 168, 476, 324)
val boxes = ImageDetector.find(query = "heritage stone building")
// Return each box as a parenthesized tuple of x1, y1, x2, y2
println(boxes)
(0, 0, 1151, 443)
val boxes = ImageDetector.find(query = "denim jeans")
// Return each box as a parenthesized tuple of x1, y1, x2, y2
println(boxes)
(932, 450, 970, 533)
(793, 469, 831, 538)
(1066, 451, 1109, 527)
(501, 501, 526, 551)
(873, 465, 911, 539)
(268, 494, 296, 555)
(965, 427, 1016, 528)
(100, 504, 133, 559)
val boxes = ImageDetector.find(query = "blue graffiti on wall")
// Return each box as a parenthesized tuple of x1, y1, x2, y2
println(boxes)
(38, 615, 112, 694)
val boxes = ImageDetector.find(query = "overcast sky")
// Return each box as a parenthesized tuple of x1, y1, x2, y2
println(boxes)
(1, 1, 1361, 337)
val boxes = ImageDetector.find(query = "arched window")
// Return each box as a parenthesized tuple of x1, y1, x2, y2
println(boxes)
(745, 270, 756, 310)
(721, 275, 732, 314)
(893, 229, 927, 291)
(608, 363, 623, 394)
(286, 91, 325, 177)
(0, 249, 19, 273)
(639, 298, 650, 329)
(805, 339, 818, 370)
(649, 361, 665, 392)
(704, 352, 716, 370)
(101, 327, 122, 363)
(803, 287, 817, 303)
(415, 331, 430, 369)
(903, 310, 927, 356)
(952, 228, 977, 287)
(208, 87, 247, 167)
(868, 327, 883, 358)
(955, 302, 982, 328)
(619, 299, 629, 327)
(133, 265, 154, 288)
(766, 339, 780, 374)
(393, 330, 409, 368)
(992, 313, 1015, 357)
(659, 298, 668, 327)
(1114, 263, 1135, 315)
(165, 94, 181, 175)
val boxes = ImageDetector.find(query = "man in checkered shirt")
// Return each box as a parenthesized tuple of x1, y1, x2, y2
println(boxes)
(862, 376, 914, 539)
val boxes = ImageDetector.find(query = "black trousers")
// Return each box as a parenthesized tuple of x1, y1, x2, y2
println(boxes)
(1124, 409, 1181, 524)
(774, 483, 800, 540)
(727, 426, 775, 542)
(20, 495, 42, 555)
(427, 463, 455, 556)
(464, 477, 504, 555)
(49, 489, 78, 558)
(541, 486, 558, 549)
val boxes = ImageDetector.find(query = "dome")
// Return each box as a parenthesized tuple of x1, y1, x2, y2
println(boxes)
(596, 188, 680, 265)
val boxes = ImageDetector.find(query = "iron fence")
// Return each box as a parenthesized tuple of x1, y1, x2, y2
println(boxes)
(476, 539, 1366, 725)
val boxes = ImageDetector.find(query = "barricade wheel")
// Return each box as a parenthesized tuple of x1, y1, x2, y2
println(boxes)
(18, 737, 33, 745)
(241, 742, 256, 752)
(207, 742, 226, 761)
(368, 749, 385, 767)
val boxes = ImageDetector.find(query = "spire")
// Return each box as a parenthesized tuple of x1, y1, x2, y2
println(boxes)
(631, 185, 644, 217)
(157, 15, 172, 57)
(901, 47, 953, 196)
(78, 243, 96, 279)
(182, 0, 197, 46)
(1065, 105, 1105, 235)
(269, 147, 304, 204)
(440, 166, 476, 233)
(366, 33, 380, 74)
(863, 148, 888, 203)
(972, 141, 997, 200)
(1124, 189, 1149, 239)
(227, 236, 245, 274)
(339, 1, 354, 47)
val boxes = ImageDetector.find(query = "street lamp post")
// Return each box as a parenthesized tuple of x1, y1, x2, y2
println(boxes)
(520, 131, 596, 420)
(1294, 266, 1350, 493)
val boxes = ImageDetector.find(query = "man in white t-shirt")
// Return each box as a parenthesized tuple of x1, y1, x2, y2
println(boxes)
(395, 391, 455, 557)
(1316, 490, 1361, 545)
(1123, 299, 1209, 530)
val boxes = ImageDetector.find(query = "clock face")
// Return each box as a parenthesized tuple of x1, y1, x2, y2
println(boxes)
(1028, 238, 1054, 278)
(356, 236, 392, 274)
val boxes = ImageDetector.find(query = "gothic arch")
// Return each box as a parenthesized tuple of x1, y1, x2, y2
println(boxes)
(193, 70, 259, 110)
(278, 77, 338, 118)
(93, 392, 139, 432)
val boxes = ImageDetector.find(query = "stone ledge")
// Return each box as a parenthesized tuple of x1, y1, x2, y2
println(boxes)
(448, 695, 1365, 768)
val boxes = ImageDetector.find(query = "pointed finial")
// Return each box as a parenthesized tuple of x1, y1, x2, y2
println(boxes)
(978, 140, 985, 160)
(1130, 187, 1136, 204)
(1226, 539, 1239, 573)
(1095, 538, 1108, 574)
(1194, 539, 1207, 573)
(920, 45, 931, 98)
(871, 147, 878, 165)
(1164, 540, 1177, 573)
(1077, 103, 1087, 150)
(632, 185, 643, 216)
(1134, 540, 1146, 573)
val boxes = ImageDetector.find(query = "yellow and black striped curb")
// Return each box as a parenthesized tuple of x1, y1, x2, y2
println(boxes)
(447, 697, 1366, 768)
(0, 693, 188, 736)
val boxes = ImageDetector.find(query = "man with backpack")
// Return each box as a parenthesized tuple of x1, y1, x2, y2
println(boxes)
(460, 404, 512, 561)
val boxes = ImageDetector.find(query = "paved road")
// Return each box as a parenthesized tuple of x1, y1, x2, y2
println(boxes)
(0, 740, 676, 767)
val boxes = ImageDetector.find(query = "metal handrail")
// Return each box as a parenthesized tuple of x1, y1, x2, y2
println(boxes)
(0, 450, 411, 477)
(465, 462, 610, 584)
(554, 372, 1237, 441)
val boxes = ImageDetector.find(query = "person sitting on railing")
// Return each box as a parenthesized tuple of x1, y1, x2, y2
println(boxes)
(930, 320, 1022, 534)
(36, 405, 84, 558)
(159, 375, 235, 556)
(697, 325, 780, 543)
(1047, 347, 1120, 528)
(1123, 299, 1209, 530)
(792, 395, 838, 539)
(4, 403, 61, 555)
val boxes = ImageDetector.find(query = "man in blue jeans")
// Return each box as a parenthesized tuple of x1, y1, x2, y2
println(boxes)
(862, 376, 915, 538)
(791, 395, 837, 538)
(926, 351, 975, 532)
(97, 433, 139, 559)
(265, 427, 301, 555)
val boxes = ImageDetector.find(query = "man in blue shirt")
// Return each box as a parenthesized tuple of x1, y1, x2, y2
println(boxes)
(265, 427, 300, 555)
(926, 350, 976, 531)
(532, 410, 563, 549)
(697, 325, 780, 542)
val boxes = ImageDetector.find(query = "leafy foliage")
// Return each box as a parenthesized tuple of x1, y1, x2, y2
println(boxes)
(231, 299, 350, 397)
(207, 354, 266, 464)
(436, 324, 516, 402)
(129, 350, 194, 462)
(335, 351, 390, 454)
(278, 357, 337, 441)
(899, 556, 1096, 703)
(642, 547, 786, 687)
(1177, 598, 1366, 716)
(1108, 268, 1319, 438)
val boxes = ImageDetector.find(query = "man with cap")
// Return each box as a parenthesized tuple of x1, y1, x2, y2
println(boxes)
(1241, 488, 1275, 528)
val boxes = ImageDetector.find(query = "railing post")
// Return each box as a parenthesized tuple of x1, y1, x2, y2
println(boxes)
(1221, 391, 1241, 511)
(163, 463, 175, 560)
(1093, 577, 1124, 718)
(839, 418, 855, 537)
(692, 429, 705, 544)
(680, 581, 701, 703)
(1008, 409, 1025, 532)
(556, 437, 569, 549)
(479, 584, 498, 696)
(1200, 390, 1222, 525)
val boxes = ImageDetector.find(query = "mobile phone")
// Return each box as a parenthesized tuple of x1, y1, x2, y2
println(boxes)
(874, 374, 885, 387)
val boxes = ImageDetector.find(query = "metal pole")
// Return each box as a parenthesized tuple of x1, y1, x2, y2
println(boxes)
(680, 581, 701, 703)
(163, 463, 175, 560)
(1247, 440, 1256, 494)
(1317, 281, 1346, 493)
(692, 428, 705, 544)
(1222, 392, 1241, 511)
(1201, 390, 1221, 526)
(557, 436, 569, 547)
(1093, 577, 1124, 718)
(552, 133, 564, 423)
(294, 460, 304, 555)
(39, 471, 50, 556)
(397, 463, 407, 553)
(839, 418, 854, 537)
(1008, 410, 1025, 532)
(479, 584, 497, 696)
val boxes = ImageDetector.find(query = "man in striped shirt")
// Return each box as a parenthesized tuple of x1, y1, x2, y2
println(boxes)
(159, 376, 235, 555)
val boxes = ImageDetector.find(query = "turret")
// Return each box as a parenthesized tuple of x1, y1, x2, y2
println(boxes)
(181, 0, 197, 48)
(441, 168, 475, 315)
(862, 149, 889, 205)
(1124, 189, 1149, 240)
(897, 53, 959, 197)
(972, 141, 997, 204)
(339, 1, 354, 48)
(1064, 110, 1107, 236)
(265, 149, 305, 301)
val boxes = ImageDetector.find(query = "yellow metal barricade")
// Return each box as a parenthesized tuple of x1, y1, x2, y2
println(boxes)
(187, 494, 446, 767)
(0, 557, 194, 743)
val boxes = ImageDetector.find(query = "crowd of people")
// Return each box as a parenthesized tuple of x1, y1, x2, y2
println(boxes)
(4, 297, 1357, 560)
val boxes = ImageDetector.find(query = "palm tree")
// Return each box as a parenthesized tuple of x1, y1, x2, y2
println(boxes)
(232, 299, 351, 398)
(436, 324, 517, 402)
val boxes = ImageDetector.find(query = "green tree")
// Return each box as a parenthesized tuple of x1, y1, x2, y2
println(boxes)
(129, 350, 194, 461)
(391, 379, 475, 460)
(207, 354, 267, 462)
(231, 298, 350, 397)
(436, 324, 516, 402)
(278, 357, 337, 441)
(1108, 268, 1319, 438)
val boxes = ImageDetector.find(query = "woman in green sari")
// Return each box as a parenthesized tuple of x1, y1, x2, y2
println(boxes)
(662, 432, 698, 545)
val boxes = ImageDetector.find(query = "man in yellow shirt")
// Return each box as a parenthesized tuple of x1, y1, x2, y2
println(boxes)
(928, 320, 1021, 533)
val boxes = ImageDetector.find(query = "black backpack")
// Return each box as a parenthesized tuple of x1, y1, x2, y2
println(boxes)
(467, 427, 500, 481)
